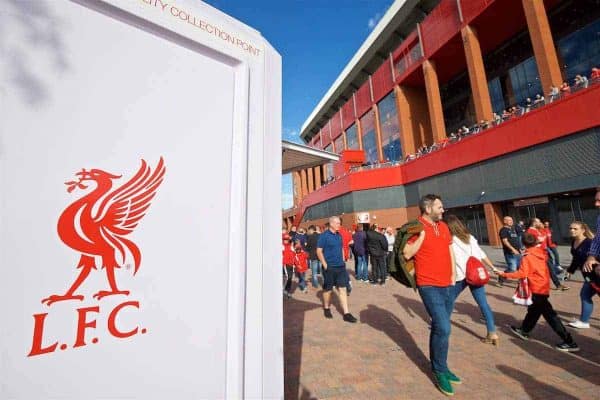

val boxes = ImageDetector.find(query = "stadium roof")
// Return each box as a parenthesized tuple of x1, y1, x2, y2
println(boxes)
(300, 0, 439, 142)
(282, 140, 339, 175)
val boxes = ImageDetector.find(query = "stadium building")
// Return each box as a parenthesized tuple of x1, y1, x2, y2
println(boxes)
(283, 0, 600, 246)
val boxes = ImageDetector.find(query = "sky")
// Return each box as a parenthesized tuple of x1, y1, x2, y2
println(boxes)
(202, 0, 395, 209)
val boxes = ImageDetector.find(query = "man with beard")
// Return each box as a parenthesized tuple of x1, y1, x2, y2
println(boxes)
(403, 194, 458, 396)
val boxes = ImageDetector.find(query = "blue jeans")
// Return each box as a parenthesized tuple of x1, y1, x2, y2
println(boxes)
(451, 279, 496, 333)
(548, 247, 560, 268)
(580, 280, 598, 322)
(547, 258, 562, 288)
(503, 253, 521, 272)
(356, 255, 368, 281)
(296, 272, 306, 291)
(418, 285, 454, 374)
(309, 259, 321, 288)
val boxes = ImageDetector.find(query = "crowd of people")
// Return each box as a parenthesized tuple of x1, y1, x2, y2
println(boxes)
(282, 188, 600, 396)
(336, 67, 600, 178)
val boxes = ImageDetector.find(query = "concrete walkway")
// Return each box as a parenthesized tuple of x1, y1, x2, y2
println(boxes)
(283, 246, 599, 399)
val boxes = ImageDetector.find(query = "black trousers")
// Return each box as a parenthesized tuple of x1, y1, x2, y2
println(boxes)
(522, 294, 573, 343)
(284, 265, 294, 292)
(371, 255, 386, 283)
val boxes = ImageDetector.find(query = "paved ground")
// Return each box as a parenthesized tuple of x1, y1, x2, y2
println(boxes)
(283, 246, 600, 399)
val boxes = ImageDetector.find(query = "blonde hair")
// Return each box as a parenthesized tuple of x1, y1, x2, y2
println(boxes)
(571, 221, 594, 239)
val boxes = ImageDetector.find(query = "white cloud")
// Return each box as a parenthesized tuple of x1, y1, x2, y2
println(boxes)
(282, 127, 302, 144)
(368, 12, 382, 30)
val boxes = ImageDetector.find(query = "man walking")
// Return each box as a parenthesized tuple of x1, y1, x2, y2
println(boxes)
(403, 194, 459, 396)
(366, 224, 388, 285)
(498, 216, 522, 286)
(317, 216, 357, 323)
(352, 224, 368, 282)
(305, 225, 321, 288)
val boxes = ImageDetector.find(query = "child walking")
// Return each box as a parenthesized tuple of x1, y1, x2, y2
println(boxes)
(496, 233, 579, 352)
(282, 234, 295, 298)
(294, 241, 309, 293)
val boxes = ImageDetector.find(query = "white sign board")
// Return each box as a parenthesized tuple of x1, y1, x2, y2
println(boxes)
(356, 212, 370, 223)
(0, 1, 282, 399)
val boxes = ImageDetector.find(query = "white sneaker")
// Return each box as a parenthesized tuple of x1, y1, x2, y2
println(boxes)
(568, 320, 590, 329)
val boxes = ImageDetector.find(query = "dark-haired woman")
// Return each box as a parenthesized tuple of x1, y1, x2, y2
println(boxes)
(447, 215, 499, 345)
(566, 221, 596, 329)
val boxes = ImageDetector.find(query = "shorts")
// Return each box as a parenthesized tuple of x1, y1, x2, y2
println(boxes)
(323, 266, 349, 291)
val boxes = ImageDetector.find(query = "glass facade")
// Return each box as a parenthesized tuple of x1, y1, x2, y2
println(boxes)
(556, 19, 600, 83)
(488, 77, 506, 114)
(360, 110, 378, 164)
(324, 144, 334, 180)
(441, 72, 475, 133)
(333, 134, 344, 154)
(501, 190, 597, 244)
(377, 91, 402, 162)
(444, 205, 489, 244)
(483, 29, 539, 109)
(508, 57, 542, 106)
(345, 124, 359, 149)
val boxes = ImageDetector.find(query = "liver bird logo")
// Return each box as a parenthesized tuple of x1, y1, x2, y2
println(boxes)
(42, 157, 166, 306)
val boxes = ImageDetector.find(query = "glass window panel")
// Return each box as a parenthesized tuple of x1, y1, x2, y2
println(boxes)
(333, 135, 344, 154)
(377, 91, 402, 162)
(508, 56, 541, 106)
(323, 144, 334, 181)
(557, 19, 600, 83)
(360, 109, 379, 164)
(345, 124, 359, 149)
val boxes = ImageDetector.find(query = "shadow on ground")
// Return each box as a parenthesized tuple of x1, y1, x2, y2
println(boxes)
(283, 294, 321, 400)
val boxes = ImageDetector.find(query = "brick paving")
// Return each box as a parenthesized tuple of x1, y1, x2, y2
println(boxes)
(283, 246, 600, 399)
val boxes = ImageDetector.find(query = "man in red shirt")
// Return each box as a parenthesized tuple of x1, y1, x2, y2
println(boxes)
(526, 218, 567, 290)
(403, 194, 457, 396)
(543, 221, 562, 272)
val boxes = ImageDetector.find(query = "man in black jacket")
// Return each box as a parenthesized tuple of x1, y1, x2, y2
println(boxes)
(366, 224, 388, 285)
(305, 225, 321, 288)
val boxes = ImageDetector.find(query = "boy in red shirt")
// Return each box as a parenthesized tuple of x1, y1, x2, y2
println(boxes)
(496, 233, 579, 352)
(294, 242, 309, 293)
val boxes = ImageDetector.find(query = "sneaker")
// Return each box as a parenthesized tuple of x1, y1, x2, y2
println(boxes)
(445, 370, 462, 385)
(343, 313, 357, 323)
(556, 342, 579, 352)
(434, 372, 454, 396)
(568, 320, 590, 329)
(510, 326, 530, 341)
(323, 308, 333, 319)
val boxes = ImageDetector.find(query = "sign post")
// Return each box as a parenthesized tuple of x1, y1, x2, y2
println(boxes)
(0, 1, 282, 398)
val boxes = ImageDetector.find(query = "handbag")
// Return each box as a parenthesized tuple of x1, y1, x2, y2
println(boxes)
(513, 278, 533, 306)
(460, 239, 490, 286)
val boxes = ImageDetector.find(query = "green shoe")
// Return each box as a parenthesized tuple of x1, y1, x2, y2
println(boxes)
(445, 370, 462, 385)
(434, 372, 455, 396)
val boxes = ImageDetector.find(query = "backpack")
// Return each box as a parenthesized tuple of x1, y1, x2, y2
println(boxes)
(465, 255, 490, 286)
(457, 238, 490, 286)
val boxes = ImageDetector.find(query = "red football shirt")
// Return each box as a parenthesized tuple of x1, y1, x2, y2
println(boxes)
(526, 228, 547, 251)
(409, 216, 453, 287)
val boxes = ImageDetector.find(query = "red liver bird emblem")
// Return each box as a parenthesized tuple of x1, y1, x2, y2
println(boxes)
(42, 157, 166, 306)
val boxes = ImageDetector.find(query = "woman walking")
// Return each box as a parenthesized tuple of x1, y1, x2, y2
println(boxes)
(446, 215, 499, 345)
(566, 221, 596, 329)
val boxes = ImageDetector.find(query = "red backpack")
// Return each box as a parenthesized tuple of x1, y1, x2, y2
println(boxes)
(459, 239, 490, 286)
(466, 255, 490, 286)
